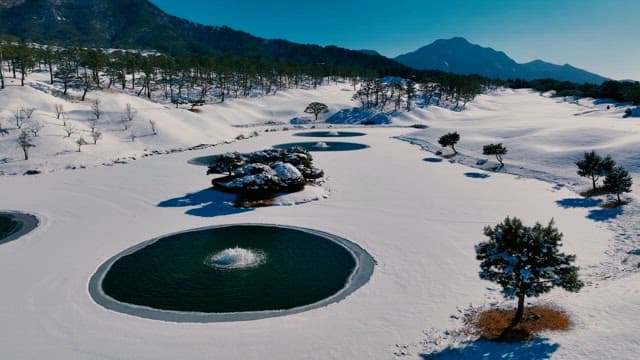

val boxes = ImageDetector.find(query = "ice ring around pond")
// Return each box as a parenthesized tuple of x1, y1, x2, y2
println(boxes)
(273, 141, 369, 152)
(89, 224, 375, 322)
(0, 211, 39, 245)
(293, 131, 366, 138)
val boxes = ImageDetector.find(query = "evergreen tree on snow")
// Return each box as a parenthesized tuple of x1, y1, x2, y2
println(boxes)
(603, 166, 633, 204)
(438, 132, 460, 154)
(304, 102, 329, 121)
(576, 150, 615, 192)
(482, 143, 507, 167)
(476, 217, 582, 326)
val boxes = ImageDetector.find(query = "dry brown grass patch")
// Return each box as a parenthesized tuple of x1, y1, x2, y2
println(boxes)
(189, 108, 203, 113)
(469, 305, 572, 342)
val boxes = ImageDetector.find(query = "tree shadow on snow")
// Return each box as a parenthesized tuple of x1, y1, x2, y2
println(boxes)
(555, 198, 602, 209)
(464, 172, 491, 179)
(587, 207, 624, 222)
(157, 188, 253, 218)
(420, 338, 559, 360)
(423, 157, 443, 163)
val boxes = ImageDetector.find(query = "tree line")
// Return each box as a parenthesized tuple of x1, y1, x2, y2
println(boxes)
(0, 36, 494, 108)
(352, 74, 485, 112)
(506, 77, 640, 105)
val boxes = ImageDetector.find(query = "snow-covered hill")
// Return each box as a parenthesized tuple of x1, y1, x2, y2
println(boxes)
(0, 74, 355, 175)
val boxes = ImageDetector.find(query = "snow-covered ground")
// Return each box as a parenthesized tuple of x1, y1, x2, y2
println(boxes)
(1, 81, 639, 359)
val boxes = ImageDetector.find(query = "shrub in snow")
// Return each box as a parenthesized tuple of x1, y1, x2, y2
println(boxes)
(482, 143, 507, 167)
(476, 217, 582, 328)
(438, 132, 460, 154)
(206, 152, 245, 176)
(575, 150, 615, 192)
(603, 166, 633, 204)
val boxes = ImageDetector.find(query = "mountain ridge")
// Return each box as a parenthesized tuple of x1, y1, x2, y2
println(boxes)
(395, 37, 608, 84)
(0, 0, 411, 75)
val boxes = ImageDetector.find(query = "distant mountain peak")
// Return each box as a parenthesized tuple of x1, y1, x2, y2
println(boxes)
(395, 37, 608, 84)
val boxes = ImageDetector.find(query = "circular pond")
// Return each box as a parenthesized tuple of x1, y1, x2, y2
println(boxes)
(89, 224, 374, 322)
(0, 211, 39, 245)
(293, 131, 366, 138)
(273, 142, 369, 152)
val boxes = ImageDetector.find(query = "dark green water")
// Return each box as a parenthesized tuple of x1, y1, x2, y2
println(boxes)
(187, 155, 219, 166)
(102, 225, 357, 313)
(0, 215, 20, 239)
(293, 131, 366, 138)
(273, 142, 369, 152)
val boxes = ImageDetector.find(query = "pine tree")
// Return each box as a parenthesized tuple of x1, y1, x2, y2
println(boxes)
(483, 143, 507, 167)
(476, 217, 582, 327)
(438, 132, 460, 154)
(603, 166, 633, 203)
(576, 151, 615, 192)
(304, 102, 329, 121)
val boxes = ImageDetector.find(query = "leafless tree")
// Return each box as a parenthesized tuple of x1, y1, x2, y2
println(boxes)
(120, 116, 129, 130)
(14, 109, 25, 129)
(17, 130, 35, 160)
(149, 120, 157, 135)
(91, 129, 103, 144)
(54, 104, 65, 120)
(28, 121, 45, 137)
(91, 99, 101, 120)
(88, 119, 98, 133)
(23, 107, 35, 121)
(76, 136, 89, 152)
(125, 103, 137, 122)
(63, 122, 77, 137)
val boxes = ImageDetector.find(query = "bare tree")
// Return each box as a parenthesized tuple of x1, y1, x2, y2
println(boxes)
(63, 122, 77, 137)
(120, 116, 129, 130)
(91, 99, 101, 120)
(125, 103, 137, 122)
(14, 109, 25, 129)
(76, 136, 89, 152)
(17, 130, 35, 160)
(54, 104, 65, 120)
(91, 129, 103, 144)
(23, 107, 35, 121)
(88, 119, 98, 134)
(149, 120, 157, 135)
(28, 121, 45, 137)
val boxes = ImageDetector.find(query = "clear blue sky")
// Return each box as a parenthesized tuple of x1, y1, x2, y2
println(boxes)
(150, 0, 640, 80)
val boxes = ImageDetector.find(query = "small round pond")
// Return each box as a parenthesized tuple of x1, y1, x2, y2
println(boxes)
(188, 155, 219, 166)
(273, 142, 369, 152)
(89, 224, 374, 322)
(293, 131, 366, 138)
(0, 212, 39, 245)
